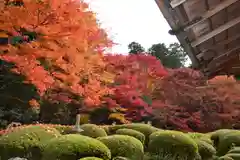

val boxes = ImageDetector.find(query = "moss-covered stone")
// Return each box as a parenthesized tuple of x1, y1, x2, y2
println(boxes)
(41, 134, 111, 160)
(79, 157, 104, 160)
(0, 125, 61, 160)
(97, 135, 144, 159)
(116, 128, 145, 145)
(148, 130, 199, 160)
(195, 139, 216, 159)
(80, 124, 107, 138)
(217, 132, 240, 156)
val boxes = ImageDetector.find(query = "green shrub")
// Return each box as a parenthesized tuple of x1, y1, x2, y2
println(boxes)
(97, 135, 144, 159)
(79, 157, 104, 160)
(217, 132, 240, 156)
(195, 139, 216, 159)
(116, 128, 145, 145)
(112, 156, 130, 160)
(108, 123, 159, 144)
(148, 130, 199, 160)
(228, 147, 240, 154)
(0, 125, 61, 160)
(188, 132, 213, 145)
(80, 124, 107, 138)
(51, 124, 73, 134)
(218, 156, 234, 160)
(224, 153, 240, 160)
(100, 125, 110, 135)
(41, 134, 111, 160)
(210, 129, 239, 148)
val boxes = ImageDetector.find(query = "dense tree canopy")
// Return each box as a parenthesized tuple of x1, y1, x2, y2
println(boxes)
(128, 41, 188, 68)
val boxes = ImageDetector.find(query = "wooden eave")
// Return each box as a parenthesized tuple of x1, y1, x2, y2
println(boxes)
(155, 0, 240, 78)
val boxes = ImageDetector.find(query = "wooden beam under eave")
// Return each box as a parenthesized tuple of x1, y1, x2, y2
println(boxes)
(184, 0, 238, 31)
(191, 16, 240, 47)
(196, 33, 240, 59)
(206, 46, 240, 71)
(170, 0, 187, 8)
(155, 0, 200, 67)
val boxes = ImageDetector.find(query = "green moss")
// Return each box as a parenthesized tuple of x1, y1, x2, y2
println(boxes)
(100, 125, 110, 135)
(195, 139, 216, 159)
(116, 128, 145, 145)
(0, 125, 61, 160)
(97, 135, 144, 159)
(217, 132, 240, 156)
(224, 153, 240, 160)
(210, 129, 239, 148)
(52, 125, 73, 134)
(187, 132, 213, 145)
(148, 130, 199, 160)
(80, 124, 107, 138)
(79, 157, 104, 160)
(218, 156, 234, 160)
(112, 156, 130, 160)
(228, 147, 240, 154)
(108, 123, 159, 144)
(41, 134, 111, 160)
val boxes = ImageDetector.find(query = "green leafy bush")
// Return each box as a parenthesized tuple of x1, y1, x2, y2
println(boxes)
(148, 130, 199, 160)
(227, 147, 240, 154)
(116, 128, 145, 145)
(49, 124, 73, 134)
(217, 132, 240, 156)
(112, 156, 130, 160)
(97, 135, 144, 159)
(80, 124, 107, 138)
(187, 132, 213, 145)
(223, 153, 240, 160)
(218, 156, 234, 160)
(108, 123, 159, 144)
(41, 134, 111, 160)
(210, 129, 239, 148)
(79, 157, 104, 160)
(195, 139, 216, 159)
(0, 125, 61, 160)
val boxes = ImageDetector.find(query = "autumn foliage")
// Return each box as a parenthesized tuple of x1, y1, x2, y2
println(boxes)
(0, 0, 240, 132)
(0, 0, 113, 107)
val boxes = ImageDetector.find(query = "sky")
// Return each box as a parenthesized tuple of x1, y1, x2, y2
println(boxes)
(85, 0, 178, 54)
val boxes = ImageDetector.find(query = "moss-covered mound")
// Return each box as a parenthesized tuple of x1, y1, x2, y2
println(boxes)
(210, 129, 239, 148)
(116, 128, 145, 145)
(41, 134, 111, 160)
(97, 135, 144, 159)
(51, 125, 73, 134)
(112, 156, 130, 160)
(195, 139, 216, 159)
(148, 130, 199, 159)
(79, 157, 104, 160)
(0, 125, 61, 160)
(108, 123, 159, 144)
(80, 124, 107, 138)
(223, 153, 240, 160)
(188, 132, 213, 145)
(228, 147, 240, 154)
(217, 132, 240, 156)
(218, 156, 234, 160)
